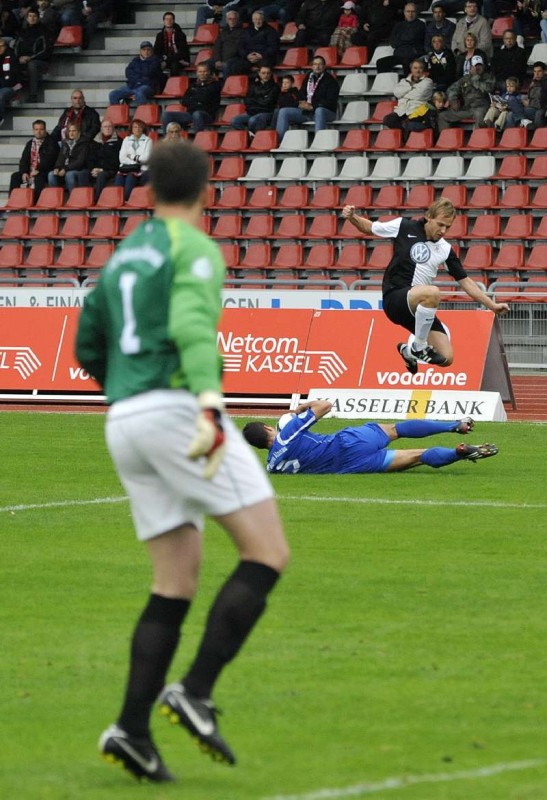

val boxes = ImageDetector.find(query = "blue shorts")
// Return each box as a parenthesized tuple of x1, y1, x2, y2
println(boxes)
(338, 422, 395, 474)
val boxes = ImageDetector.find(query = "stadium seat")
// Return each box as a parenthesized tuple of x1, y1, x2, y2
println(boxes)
(401, 156, 433, 180)
(497, 127, 528, 150)
(119, 215, 148, 238)
(336, 243, 367, 274)
(273, 130, 309, 152)
(499, 184, 530, 209)
(344, 184, 373, 209)
(193, 131, 219, 152)
(33, 187, 64, 210)
(276, 215, 307, 238)
(331, 101, 370, 125)
(309, 185, 340, 209)
(62, 186, 94, 210)
(372, 129, 402, 151)
(280, 21, 297, 42)
(530, 184, 547, 208)
(367, 72, 399, 95)
(95, 186, 124, 209)
(277, 185, 308, 209)
(465, 128, 496, 150)
(524, 244, 547, 271)
(83, 242, 115, 271)
(214, 129, 246, 153)
(191, 23, 219, 45)
(23, 242, 55, 270)
(0, 215, 30, 238)
(361, 155, 401, 180)
(5, 188, 34, 210)
(216, 102, 245, 126)
(134, 105, 161, 127)
(313, 46, 338, 68)
(463, 243, 493, 271)
(86, 215, 120, 239)
(0, 242, 23, 272)
(339, 46, 368, 68)
(125, 186, 152, 209)
(441, 184, 467, 208)
(529, 128, 547, 149)
(494, 155, 528, 180)
(467, 185, 499, 209)
(306, 130, 340, 152)
(192, 48, 214, 67)
(239, 242, 271, 269)
(426, 156, 464, 181)
(199, 215, 212, 235)
(403, 184, 434, 209)
(364, 44, 393, 69)
(247, 130, 278, 152)
(212, 214, 242, 239)
(334, 155, 370, 181)
(53, 242, 85, 271)
(275, 47, 308, 70)
(307, 214, 338, 239)
(221, 75, 249, 98)
(530, 216, 547, 239)
(527, 43, 547, 66)
(434, 128, 464, 151)
(271, 243, 303, 272)
(213, 156, 246, 181)
(525, 155, 547, 180)
(27, 214, 59, 238)
(339, 74, 369, 97)
(104, 104, 130, 127)
(367, 243, 393, 269)
(464, 155, 496, 180)
(404, 129, 434, 151)
(501, 214, 534, 239)
(467, 215, 501, 239)
(306, 155, 338, 181)
(247, 184, 277, 208)
(240, 214, 274, 239)
(54, 25, 82, 48)
(374, 185, 404, 209)
(491, 16, 513, 37)
(215, 184, 247, 209)
(276, 156, 308, 181)
(448, 215, 468, 238)
(362, 100, 395, 125)
(339, 218, 366, 238)
(219, 242, 240, 269)
(492, 243, 525, 273)
(337, 129, 370, 151)
(304, 243, 335, 272)
(154, 76, 189, 100)
(59, 214, 89, 239)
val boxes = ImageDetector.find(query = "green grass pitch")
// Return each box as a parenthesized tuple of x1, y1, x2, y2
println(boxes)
(1, 412, 546, 800)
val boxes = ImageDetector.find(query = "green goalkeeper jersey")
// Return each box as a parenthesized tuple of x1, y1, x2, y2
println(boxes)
(76, 216, 225, 404)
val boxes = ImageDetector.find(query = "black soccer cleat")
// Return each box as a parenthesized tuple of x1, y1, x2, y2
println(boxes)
(98, 724, 175, 783)
(456, 443, 499, 462)
(455, 416, 475, 434)
(410, 343, 449, 366)
(159, 683, 236, 765)
(397, 342, 418, 375)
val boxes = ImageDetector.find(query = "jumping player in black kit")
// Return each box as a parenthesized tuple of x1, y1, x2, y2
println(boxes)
(341, 198, 510, 374)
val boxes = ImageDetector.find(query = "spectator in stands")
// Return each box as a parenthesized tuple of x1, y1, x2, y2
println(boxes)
(108, 41, 164, 106)
(351, 0, 401, 59)
(425, 33, 456, 91)
(259, 0, 301, 25)
(164, 120, 182, 139)
(48, 122, 91, 192)
(51, 0, 81, 26)
(438, 53, 496, 130)
(88, 116, 122, 201)
(491, 29, 528, 90)
(271, 72, 299, 128)
(424, 4, 455, 51)
(153, 10, 190, 75)
(50, 88, 101, 143)
(329, 1, 359, 58)
(81, 0, 114, 50)
(13, 6, 51, 102)
(506, 60, 547, 127)
(160, 63, 221, 132)
(0, 37, 23, 125)
(376, 3, 426, 75)
(294, 0, 341, 48)
(0, 3, 20, 46)
(275, 54, 339, 138)
(9, 118, 57, 201)
(209, 9, 245, 77)
(115, 118, 152, 201)
(512, 0, 542, 44)
(383, 58, 434, 137)
(454, 31, 489, 78)
(231, 64, 280, 132)
(194, 0, 243, 31)
(482, 75, 525, 130)
(36, 0, 61, 47)
(452, 1, 493, 60)
(238, 9, 280, 71)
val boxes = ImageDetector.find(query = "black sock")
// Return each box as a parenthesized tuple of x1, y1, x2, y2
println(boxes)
(182, 560, 280, 699)
(117, 593, 190, 737)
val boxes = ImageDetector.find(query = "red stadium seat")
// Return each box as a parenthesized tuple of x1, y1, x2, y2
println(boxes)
(531, 216, 547, 239)
(0, 215, 30, 238)
(212, 214, 242, 239)
(530, 184, 547, 208)
(304, 243, 335, 271)
(499, 184, 530, 209)
(404, 129, 434, 151)
(524, 244, 547, 271)
(501, 214, 534, 239)
(434, 128, 465, 151)
(307, 214, 338, 238)
(462, 243, 493, 271)
(119, 214, 148, 238)
(275, 47, 308, 70)
(525, 155, 547, 180)
(215, 184, 247, 209)
(374, 185, 404, 209)
(218, 130, 248, 152)
(104, 104, 130, 127)
(246, 184, 278, 209)
(441, 184, 467, 208)
(467, 185, 499, 209)
(83, 242, 115, 270)
(191, 23, 219, 45)
(468, 215, 501, 239)
(276, 215, 307, 238)
(33, 187, 64, 210)
(309, 185, 340, 209)
(271, 243, 303, 271)
(219, 242, 240, 268)
(363, 100, 395, 125)
(0, 243, 23, 269)
(339, 46, 368, 67)
(95, 186, 124, 209)
(529, 128, 547, 149)
(193, 130, 219, 152)
(87, 214, 120, 239)
(134, 105, 161, 127)
(154, 76, 189, 99)
(62, 186, 94, 210)
(60, 214, 89, 239)
(465, 128, 496, 150)
(221, 75, 249, 98)
(24, 242, 55, 269)
(54, 25, 82, 48)
(494, 155, 528, 180)
(336, 243, 366, 272)
(247, 130, 278, 151)
(372, 128, 402, 151)
(367, 243, 393, 269)
(497, 127, 528, 150)
(277, 185, 308, 209)
(125, 186, 152, 209)
(240, 242, 272, 269)
(448, 215, 468, 238)
(27, 214, 59, 238)
(313, 46, 338, 68)
(5, 188, 34, 210)
(216, 103, 245, 126)
(241, 214, 274, 239)
(337, 129, 371, 151)
(491, 16, 513, 37)
(343, 185, 373, 209)
(492, 243, 525, 273)
(404, 184, 434, 209)
(210, 156, 245, 181)
(54, 243, 85, 271)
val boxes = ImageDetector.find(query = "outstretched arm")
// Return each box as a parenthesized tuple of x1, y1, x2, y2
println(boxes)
(341, 205, 374, 235)
(458, 276, 510, 315)
(293, 399, 333, 420)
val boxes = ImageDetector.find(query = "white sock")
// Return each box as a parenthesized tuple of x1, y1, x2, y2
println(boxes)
(413, 304, 436, 351)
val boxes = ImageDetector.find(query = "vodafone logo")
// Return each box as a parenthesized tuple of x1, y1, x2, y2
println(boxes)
(0, 347, 42, 379)
(376, 368, 467, 386)
(218, 331, 348, 385)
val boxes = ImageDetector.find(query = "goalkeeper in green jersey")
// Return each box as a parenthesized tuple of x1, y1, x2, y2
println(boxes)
(76, 140, 289, 783)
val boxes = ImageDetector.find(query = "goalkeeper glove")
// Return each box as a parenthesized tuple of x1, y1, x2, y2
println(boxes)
(188, 391, 226, 479)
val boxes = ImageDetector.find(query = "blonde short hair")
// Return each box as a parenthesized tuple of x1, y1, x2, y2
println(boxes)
(427, 197, 456, 220)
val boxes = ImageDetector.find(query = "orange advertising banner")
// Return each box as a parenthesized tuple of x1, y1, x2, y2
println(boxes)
(0, 308, 495, 394)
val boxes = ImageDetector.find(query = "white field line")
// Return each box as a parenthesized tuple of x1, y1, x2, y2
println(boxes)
(262, 759, 546, 800)
(2, 495, 547, 515)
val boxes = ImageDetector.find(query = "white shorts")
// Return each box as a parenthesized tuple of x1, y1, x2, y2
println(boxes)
(106, 390, 274, 541)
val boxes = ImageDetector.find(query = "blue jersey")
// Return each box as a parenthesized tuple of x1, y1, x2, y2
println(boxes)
(266, 409, 395, 475)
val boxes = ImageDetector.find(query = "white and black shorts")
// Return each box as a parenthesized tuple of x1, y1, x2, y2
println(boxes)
(106, 390, 274, 541)
(383, 288, 446, 335)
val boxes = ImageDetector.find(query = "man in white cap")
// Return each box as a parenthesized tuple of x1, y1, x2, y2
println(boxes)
(438, 53, 495, 130)
(109, 41, 164, 105)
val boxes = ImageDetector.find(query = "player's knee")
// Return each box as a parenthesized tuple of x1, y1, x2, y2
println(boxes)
(421, 285, 441, 306)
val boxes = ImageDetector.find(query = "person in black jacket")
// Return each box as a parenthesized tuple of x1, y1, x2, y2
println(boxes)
(13, 7, 51, 101)
(160, 63, 221, 131)
(424, 33, 456, 91)
(109, 41, 165, 105)
(81, 0, 113, 50)
(9, 118, 58, 201)
(48, 122, 90, 192)
(208, 8, 245, 78)
(88, 117, 122, 200)
(376, 2, 426, 74)
(231, 64, 280, 132)
(294, 0, 341, 48)
(275, 55, 339, 138)
(0, 37, 23, 124)
(153, 10, 190, 76)
(50, 88, 101, 143)
(491, 29, 528, 91)
(238, 9, 280, 71)
(351, 0, 402, 58)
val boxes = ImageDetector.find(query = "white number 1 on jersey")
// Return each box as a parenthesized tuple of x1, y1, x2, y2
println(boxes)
(119, 272, 141, 355)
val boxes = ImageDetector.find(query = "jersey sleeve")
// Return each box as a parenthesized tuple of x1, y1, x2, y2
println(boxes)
(370, 218, 403, 239)
(75, 281, 107, 387)
(276, 408, 316, 444)
(167, 221, 225, 396)
(444, 248, 468, 281)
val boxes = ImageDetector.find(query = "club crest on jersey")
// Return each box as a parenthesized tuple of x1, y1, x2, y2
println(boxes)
(410, 242, 431, 263)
